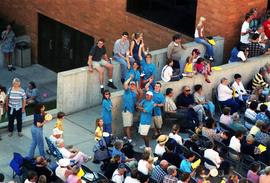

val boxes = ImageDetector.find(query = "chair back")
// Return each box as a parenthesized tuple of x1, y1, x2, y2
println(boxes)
(227, 146, 241, 161)
(45, 137, 63, 160)
(9, 152, 24, 176)
(203, 157, 217, 167)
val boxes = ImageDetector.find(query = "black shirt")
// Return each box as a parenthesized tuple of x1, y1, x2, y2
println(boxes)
(176, 93, 195, 108)
(35, 166, 54, 182)
(162, 152, 181, 167)
(89, 45, 106, 61)
(184, 140, 199, 153)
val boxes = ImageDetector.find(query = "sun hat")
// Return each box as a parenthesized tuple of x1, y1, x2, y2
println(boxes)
(53, 128, 63, 135)
(146, 91, 153, 96)
(57, 158, 70, 167)
(157, 135, 169, 145)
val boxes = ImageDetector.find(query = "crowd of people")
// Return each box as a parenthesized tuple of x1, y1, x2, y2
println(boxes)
(2, 6, 270, 183)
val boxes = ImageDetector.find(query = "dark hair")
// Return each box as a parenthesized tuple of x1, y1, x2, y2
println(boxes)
(251, 33, 260, 40)
(155, 82, 162, 87)
(196, 57, 204, 64)
(235, 130, 243, 138)
(180, 173, 191, 182)
(57, 112, 65, 119)
(0, 85, 6, 93)
(194, 84, 202, 92)
(250, 162, 260, 172)
(261, 123, 268, 131)
(258, 94, 266, 103)
(249, 101, 258, 110)
(172, 124, 180, 134)
(141, 151, 150, 160)
(205, 118, 215, 129)
(185, 56, 191, 63)
(223, 107, 231, 115)
(166, 59, 173, 65)
(133, 32, 141, 40)
(27, 170, 37, 181)
(122, 32, 129, 36)
(245, 12, 252, 20)
(130, 169, 139, 179)
(29, 81, 36, 89)
(260, 104, 267, 112)
(0, 173, 4, 182)
(34, 103, 45, 114)
(234, 74, 242, 80)
(166, 88, 173, 96)
(102, 90, 111, 100)
(222, 131, 231, 138)
(165, 142, 175, 151)
(146, 53, 152, 58)
(172, 34, 182, 41)
(98, 38, 105, 43)
(206, 141, 214, 149)
(185, 152, 195, 159)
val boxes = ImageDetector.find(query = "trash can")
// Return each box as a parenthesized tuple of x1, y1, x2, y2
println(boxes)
(15, 41, 31, 68)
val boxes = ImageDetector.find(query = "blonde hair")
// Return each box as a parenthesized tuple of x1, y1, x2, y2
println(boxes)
(197, 16, 206, 27)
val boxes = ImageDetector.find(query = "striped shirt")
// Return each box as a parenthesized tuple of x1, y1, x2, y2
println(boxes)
(252, 73, 269, 89)
(7, 87, 26, 109)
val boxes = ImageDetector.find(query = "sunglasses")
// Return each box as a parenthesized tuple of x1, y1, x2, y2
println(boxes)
(105, 93, 110, 95)
(185, 89, 191, 92)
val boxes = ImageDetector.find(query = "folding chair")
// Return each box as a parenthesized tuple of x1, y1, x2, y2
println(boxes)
(214, 140, 228, 158)
(212, 88, 224, 115)
(244, 116, 255, 130)
(203, 157, 218, 170)
(226, 146, 242, 171)
(241, 154, 255, 171)
(45, 137, 63, 160)
(9, 152, 24, 182)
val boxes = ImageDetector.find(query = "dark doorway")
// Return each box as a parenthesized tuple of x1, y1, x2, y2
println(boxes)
(127, 0, 197, 37)
(38, 14, 94, 72)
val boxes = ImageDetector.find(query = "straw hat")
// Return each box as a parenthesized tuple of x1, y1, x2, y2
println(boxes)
(157, 135, 169, 145)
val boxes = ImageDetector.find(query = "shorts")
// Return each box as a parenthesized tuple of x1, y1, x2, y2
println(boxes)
(151, 116, 163, 129)
(122, 111, 133, 127)
(92, 59, 108, 69)
(138, 124, 150, 136)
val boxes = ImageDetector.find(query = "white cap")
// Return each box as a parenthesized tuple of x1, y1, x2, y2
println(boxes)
(146, 91, 153, 96)
(53, 128, 63, 135)
(57, 158, 70, 166)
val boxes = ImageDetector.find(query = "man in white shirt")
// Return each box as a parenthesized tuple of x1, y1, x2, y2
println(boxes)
(112, 163, 126, 183)
(204, 142, 222, 170)
(229, 131, 244, 153)
(240, 13, 253, 45)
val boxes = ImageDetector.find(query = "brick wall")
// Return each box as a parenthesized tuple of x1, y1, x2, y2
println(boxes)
(0, 0, 186, 63)
(196, 0, 268, 60)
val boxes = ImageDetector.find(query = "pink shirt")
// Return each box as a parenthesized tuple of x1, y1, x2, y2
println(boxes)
(247, 170, 259, 183)
(259, 175, 270, 183)
(66, 174, 81, 183)
(220, 114, 232, 126)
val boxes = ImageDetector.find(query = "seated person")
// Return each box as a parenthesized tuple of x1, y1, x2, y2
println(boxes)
(248, 33, 266, 58)
(162, 142, 181, 167)
(247, 162, 260, 183)
(184, 134, 199, 152)
(161, 59, 182, 82)
(168, 124, 183, 145)
(163, 165, 179, 183)
(256, 104, 270, 124)
(55, 158, 73, 182)
(125, 58, 141, 85)
(220, 107, 232, 127)
(217, 77, 241, 114)
(204, 141, 223, 170)
(179, 152, 196, 175)
(140, 53, 156, 88)
(34, 156, 55, 182)
(249, 120, 264, 136)
(176, 85, 206, 124)
(245, 100, 258, 121)
(194, 58, 211, 83)
(183, 56, 196, 78)
(111, 139, 135, 163)
(26, 81, 40, 105)
(56, 139, 91, 166)
(252, 67, 269, 90)
(232, 73, 250, 103)
(230, 112, 247, 133)
(228, 43, 248, 63)
(24, 171, 38, 183)
(138, 151, 154, 175)
(259, 166, 270, 183)
(150, 160, 168, 183)
(255, 123, 270, 147)
(202, 118, 222, 141)
(154, 135, 168, 157)
(49, 128, 63, 145)
(66, 166, 82, 183)
(164, 88, 196, 130)
(124, 169, 140, 183)
(229, 131, 244, 153)
(104, 155, 121, 179)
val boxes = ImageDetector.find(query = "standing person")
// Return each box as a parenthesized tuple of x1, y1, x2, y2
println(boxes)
(6, 78, 26, 137)
(167, 34, 185, 73)
(102, 90, 113, 135)
(130, 32, 145, 62)
(122, 75, 139, 143)
(137, 91, 156, 149)
(125, 57, 141, 86)
(146, 82, 165, 138)
(94, 118, 103, 141)
(113, 32, 131, 83)
(194, 16, 214, 61)
(28, 104, 48, 158)
(240, 13, 253, 47)
(87, 38, 117, 94)
(1, 24, 16, 71)
(55, 111, 65, 132)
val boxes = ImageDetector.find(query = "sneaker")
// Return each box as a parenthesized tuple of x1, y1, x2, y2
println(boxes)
(100, 87, 104, 94)
(139, 144, 146, 150)
(8, 132, 13, 137)
(11, 67, 16, 71)
(209, 57, 214, 62)
(108, 82, 117, 89)
(8, 66, 12, 71)
(18, 132, 23, 137)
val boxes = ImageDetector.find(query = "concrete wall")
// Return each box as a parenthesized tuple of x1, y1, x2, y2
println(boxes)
(57, 37, 224, 114)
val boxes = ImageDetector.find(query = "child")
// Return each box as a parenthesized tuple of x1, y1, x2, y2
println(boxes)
(183, 56, 195, 78)
(55, 112, 65, 131)
(194, 58, 211, 83)
(220, 107, 232, 127)
(95, 118, 104, 141)
(168, 124, 183, 145)
(256, 104, 270, 124)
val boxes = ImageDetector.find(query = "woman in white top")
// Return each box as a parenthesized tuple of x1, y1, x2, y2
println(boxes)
(168, 124, 183, 145)
(138, 151, 154, 175)
(161, 59, 182, 82)
(154, 135, 168, 156)
(217, 77, 240, 114)
(194, 16, 214, 61)
(231, 74, 249, 103)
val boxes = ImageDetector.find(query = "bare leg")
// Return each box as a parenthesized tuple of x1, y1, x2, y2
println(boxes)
(103, 62, 113, 79)
(142, 135, 149, 147)
(126, 127, 131, 139)
(95, 66, 104, 85)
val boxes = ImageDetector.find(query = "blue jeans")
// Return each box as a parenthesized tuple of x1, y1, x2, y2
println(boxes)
(203, 101, 215, 117)
(195, 38, 214, 58)
(113, 55, 130, 80)
(103, 123, 112, 144)
(219, 98, 240, 114)
(28, 125, 45, 158)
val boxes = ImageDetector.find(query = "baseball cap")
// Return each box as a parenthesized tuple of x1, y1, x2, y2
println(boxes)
(146, 91, 153, 96)
(53, 128, 63, 135)
(130, 81, 136, 85)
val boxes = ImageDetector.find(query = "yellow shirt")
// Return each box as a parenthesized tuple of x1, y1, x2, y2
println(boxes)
(184, 63, 193, 73)
(55, 119, 64, 131)
(95, 126, 103, 141)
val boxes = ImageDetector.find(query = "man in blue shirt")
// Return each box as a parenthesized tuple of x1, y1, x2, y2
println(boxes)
(179, 152, 195, 174)
(137, 91, 156, 149)
(125, 59, 141, 86)
(122, 75, 139, 144)
(146, 81, 165, 139)
(141, 54, 156, 88)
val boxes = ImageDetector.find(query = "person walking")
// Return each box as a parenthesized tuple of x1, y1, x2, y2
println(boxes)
(6, 78, 26, 137)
